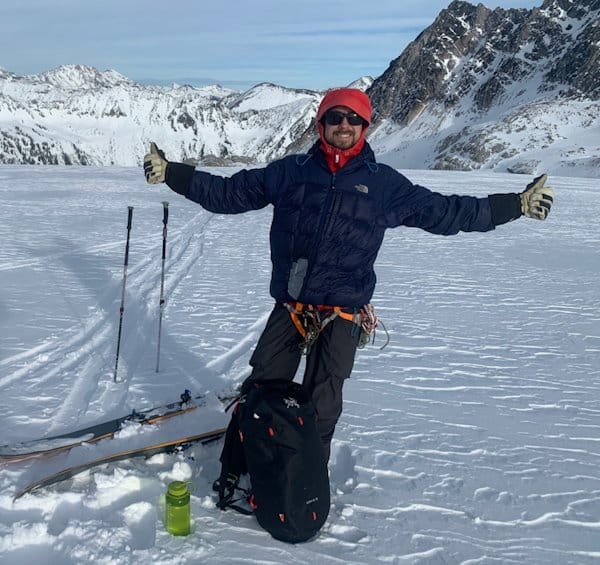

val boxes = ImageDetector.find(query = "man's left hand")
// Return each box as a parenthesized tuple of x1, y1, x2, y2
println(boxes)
(520, 174, 554, 220)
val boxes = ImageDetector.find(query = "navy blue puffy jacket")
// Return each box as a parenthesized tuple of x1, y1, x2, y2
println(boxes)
(167, 142, 497, 308)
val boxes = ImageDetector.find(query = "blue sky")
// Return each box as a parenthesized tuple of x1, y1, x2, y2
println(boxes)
(0, 0, 543, 90)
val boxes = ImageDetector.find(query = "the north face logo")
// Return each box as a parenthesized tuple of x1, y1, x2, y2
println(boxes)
(355, 184, 369, 194)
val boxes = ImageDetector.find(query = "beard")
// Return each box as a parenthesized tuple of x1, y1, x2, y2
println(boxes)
(324, 128, 360, 150)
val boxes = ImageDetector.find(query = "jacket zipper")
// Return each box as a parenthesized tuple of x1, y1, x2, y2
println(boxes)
(298, 173, 337, 299)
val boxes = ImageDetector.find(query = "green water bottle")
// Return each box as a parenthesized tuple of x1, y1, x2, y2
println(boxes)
(165, 481, 191, 536)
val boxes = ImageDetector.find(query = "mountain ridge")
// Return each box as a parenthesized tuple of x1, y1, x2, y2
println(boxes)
(366, 0, 599, 176)
(0, 0, 597, 177)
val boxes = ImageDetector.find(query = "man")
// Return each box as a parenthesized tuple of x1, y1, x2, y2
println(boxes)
(144, 88, 554, 459)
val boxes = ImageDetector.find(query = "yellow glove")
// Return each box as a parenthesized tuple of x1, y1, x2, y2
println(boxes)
(143, 142, 168, 184)
(520, 174, 554, 220)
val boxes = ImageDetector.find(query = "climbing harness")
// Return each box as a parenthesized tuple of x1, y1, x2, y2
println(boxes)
(284, 302, 353, 354)
(284, 301, 388, 354)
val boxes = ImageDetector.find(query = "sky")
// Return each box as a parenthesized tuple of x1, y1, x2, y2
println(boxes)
(1, 0, 544, 90)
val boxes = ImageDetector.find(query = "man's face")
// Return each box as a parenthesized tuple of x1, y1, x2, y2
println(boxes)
(322, 105, 364, 150)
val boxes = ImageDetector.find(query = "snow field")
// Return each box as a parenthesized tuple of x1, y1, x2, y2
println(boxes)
(0, 165, 598, 563)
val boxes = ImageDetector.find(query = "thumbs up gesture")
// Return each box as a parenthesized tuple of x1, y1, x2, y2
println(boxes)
(520, 174, 554, 220)
(143, 142, 168, 184)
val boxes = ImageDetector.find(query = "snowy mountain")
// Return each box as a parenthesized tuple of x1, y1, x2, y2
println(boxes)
(368, 0, 600, 177)
(0, 0, 598, 177)
(0, 65, 320, 166)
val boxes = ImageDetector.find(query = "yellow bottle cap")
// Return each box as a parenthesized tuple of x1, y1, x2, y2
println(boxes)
(168, 481, 189, 497)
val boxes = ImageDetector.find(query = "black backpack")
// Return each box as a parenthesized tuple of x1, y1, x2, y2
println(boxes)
(214, 380, 330, 543)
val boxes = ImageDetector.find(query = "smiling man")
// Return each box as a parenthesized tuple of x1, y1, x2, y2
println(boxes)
(144, 87, 554, 461)
(317, 89, 371, 165)
(323, 108, 362, 148)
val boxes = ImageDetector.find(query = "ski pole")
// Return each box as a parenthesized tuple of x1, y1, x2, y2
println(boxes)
(114, 206, 134, 382)
(156, 201, 169, 372)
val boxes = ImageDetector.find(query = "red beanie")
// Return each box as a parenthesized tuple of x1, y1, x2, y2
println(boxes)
(316, 88, 372, 125)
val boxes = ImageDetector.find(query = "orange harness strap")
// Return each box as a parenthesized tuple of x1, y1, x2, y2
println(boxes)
(288, 302, 310, 338)
(334, 308, 355, 323)
(289, 302, 355, 320)
(283, 301, 384, 354)
(285, 302, 356, 336)
(283, 302, 358, 356)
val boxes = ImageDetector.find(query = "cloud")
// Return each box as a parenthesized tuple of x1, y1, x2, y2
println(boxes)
(0, 0, 544, 89)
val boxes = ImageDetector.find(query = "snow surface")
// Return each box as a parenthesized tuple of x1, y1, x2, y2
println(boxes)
(1, 165, 599, 564)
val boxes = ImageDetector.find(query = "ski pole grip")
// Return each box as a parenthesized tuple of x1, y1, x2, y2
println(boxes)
(124, 207, 134, 265)
(127, 206, 134, 230)
(162, 201, 169, 225)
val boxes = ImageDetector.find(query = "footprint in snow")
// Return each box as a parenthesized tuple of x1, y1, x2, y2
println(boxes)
(330, 442, 358, 494)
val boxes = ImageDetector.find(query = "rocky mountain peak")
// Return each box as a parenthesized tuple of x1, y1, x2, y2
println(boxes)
(36, 64, 135, 89)
(368, 0, 599, 125)
(0, 2, 597, 176)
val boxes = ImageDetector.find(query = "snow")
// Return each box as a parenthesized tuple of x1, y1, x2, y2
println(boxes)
(229, 83, 316, 113)
(1, 62, 598, 175)
(373, 95, 600, 178)
(1, 164, 599, 563)
(37, 65, 135, 90)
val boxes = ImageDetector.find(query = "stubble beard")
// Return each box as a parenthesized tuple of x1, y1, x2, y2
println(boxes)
(326, 129, 359, 150)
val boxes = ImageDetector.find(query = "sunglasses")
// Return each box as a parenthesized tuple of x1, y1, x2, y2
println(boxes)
(323, 110, 365, 127)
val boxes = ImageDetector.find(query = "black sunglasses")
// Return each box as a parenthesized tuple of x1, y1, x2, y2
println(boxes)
(323, 110, 366, 127)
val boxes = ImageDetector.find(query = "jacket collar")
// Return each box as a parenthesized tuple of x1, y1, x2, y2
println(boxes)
(309, 140, 375, 174)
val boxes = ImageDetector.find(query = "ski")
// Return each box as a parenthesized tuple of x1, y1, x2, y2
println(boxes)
(14, 426, 227, 500)
(0, 390, 207, 463)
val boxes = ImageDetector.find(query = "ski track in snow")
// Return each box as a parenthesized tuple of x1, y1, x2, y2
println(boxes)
(0, 165, 599, 564)
(0, 182, 219, 436)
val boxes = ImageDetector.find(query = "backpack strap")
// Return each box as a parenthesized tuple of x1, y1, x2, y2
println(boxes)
(214, 402, 256, 516)
(215, 400, 248, 510)
(213, 477, 254, 515)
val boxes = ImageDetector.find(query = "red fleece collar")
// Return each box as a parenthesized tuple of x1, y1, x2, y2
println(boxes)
(318, 123, 366, 173)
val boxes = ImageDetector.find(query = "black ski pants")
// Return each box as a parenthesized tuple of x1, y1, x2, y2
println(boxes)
(243, 303, 360, 461)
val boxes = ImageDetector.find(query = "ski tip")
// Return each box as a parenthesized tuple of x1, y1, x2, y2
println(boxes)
(13, 484, 35, 500)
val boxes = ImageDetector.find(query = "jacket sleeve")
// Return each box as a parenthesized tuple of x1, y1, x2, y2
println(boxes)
(165, 162, 273, 214)
(383, 169, 502, 234)
(488, 193, 522, 225)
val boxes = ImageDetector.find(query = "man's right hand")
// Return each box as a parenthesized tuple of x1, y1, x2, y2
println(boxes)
(143, 142, 168, 184)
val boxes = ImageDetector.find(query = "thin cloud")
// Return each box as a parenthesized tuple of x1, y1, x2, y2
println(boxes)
(0, 0, 545, 89)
